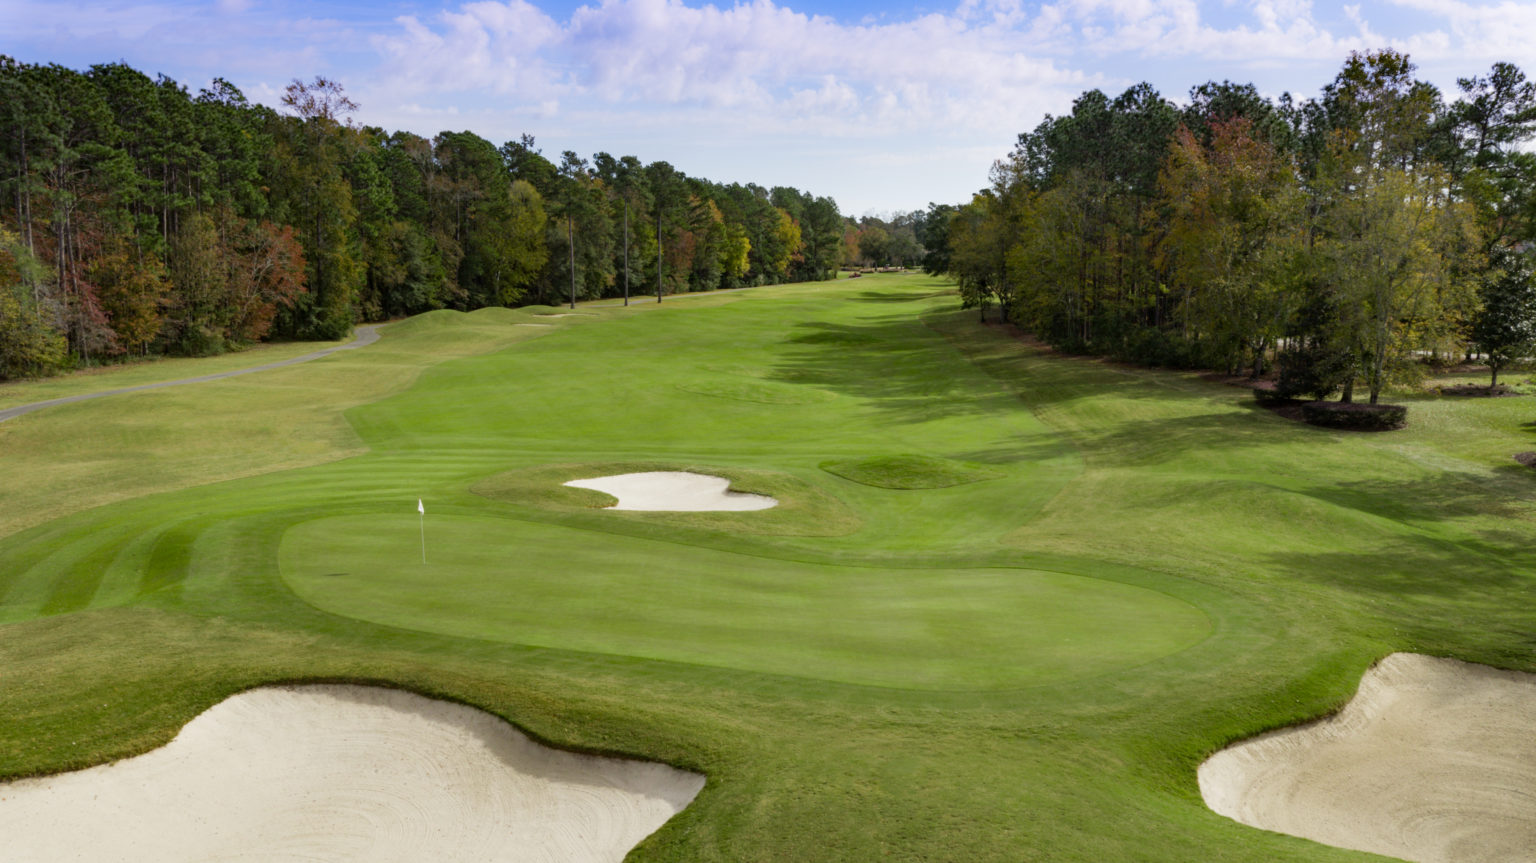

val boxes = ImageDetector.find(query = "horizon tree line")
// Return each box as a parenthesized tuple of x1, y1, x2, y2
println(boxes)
(0, 59, 848, 380)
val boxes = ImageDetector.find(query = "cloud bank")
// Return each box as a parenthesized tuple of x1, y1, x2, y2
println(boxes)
(4, 0, 1533, 211)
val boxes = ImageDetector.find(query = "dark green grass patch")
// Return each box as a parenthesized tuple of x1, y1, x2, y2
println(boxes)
(820, 454, 1004, 489)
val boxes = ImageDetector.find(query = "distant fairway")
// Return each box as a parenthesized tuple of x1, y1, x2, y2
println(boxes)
(3, 274, 1535, 861)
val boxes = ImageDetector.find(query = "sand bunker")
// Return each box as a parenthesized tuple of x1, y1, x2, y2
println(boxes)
(0, 684, 704, 863)
(1199, 653, 1536, 863)
(564, 471, 778, 511)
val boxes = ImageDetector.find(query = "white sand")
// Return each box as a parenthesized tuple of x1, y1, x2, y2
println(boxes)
(564, 471, 778, 511)
(1199, 653, 1536, 863)
(0, 684, 704, 863)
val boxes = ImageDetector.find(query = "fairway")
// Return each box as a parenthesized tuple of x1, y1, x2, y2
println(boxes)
(3, 273, 1536, 861)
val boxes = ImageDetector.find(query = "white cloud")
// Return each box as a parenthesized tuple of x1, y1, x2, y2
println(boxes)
(363, 0, 1091, 137)
(8, 0, 1536, 211)
(1382, 0, 1536, 61)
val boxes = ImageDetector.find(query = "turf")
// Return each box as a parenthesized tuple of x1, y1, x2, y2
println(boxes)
(281, 513, 1208, 689)
(2, 274, 1535, 861)
(820, 454, 1005, 488)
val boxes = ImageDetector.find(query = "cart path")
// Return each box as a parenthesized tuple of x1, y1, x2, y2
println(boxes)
(0, 326, 381, 424)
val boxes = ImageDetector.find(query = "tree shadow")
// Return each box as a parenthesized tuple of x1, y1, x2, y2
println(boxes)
(767, 315, 1236, 433)
(1294, 470, 1535, 525)
(1058, 409, 1341, 467)
(768, 317, 1023, 425)
(763, 311, 1363, 474)
(1267, 530, 1536, 608)
(849, 290, 952, 303)
(1266, 469, 1536, 624)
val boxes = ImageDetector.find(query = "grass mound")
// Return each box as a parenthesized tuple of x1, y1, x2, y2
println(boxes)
(383, 308, 469, 334)
(820, 455, 1004, 489)
(466, 306, 525, 324)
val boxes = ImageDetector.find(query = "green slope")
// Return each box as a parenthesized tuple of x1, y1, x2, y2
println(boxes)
(2, 273, 1533, 862)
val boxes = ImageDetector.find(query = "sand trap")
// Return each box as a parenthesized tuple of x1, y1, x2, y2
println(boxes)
(0, 684, 704, 863)
(1199, 653, 1536, 863)
(564, 471, 777, 511)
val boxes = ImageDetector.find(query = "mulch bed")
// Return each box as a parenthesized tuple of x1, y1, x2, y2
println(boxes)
(1514, 452, 1536, 468)
(1439, 384, 1521, 398)
(1261, 401, 1308, 423)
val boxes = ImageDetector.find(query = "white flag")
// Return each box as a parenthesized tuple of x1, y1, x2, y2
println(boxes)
(418, 499, 424, 514)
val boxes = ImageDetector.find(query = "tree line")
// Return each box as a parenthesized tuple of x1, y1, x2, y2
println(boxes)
(930, 50, 1536, 401)
(0, 59, 848, 380)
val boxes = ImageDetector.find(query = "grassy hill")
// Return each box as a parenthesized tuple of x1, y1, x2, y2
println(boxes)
(2, 274, 1533, 861)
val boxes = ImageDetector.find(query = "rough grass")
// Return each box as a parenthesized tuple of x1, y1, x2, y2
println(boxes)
(3, 273, 1535, 862)
(0, 338, 350, 410)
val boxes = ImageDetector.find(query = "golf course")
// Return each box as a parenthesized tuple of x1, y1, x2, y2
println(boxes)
(2, 272, 1534, 860)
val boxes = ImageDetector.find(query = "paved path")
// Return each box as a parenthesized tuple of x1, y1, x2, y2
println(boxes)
(0, 326, 381, 424)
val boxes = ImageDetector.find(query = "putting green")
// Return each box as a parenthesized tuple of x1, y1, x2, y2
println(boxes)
(280, 513, 1211, 690)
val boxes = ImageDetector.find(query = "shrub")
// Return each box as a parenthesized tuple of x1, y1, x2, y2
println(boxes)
(1251, 385, 1299, 406)
(1276, 342, 1352, 399)
(1300, 401, 1407, 431)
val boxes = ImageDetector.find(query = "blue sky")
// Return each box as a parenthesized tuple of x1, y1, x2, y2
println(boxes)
(4, 0, 1535, 215)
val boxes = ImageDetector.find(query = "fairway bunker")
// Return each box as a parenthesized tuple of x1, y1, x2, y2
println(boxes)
(565, 471, 778, 511)
(0, 684, 703, 863)
(1199, 653, 1536, 863)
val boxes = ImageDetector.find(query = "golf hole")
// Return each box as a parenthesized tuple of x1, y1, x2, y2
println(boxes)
(564, 471, 778, 511)
(1199, 653, 1536, 863)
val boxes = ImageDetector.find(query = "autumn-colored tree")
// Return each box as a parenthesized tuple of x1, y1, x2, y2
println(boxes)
(224, 217, 306, 343)
(857, 225, 890, 267)
(0, 228, 67, 379)
(1157, 119, 1306, 376)
(0, 58, 847, 377)
(770, 209, 801, 278)
(720, 222, 751, 284)
(90, 239, 167, 355)
(1320, 161, 1480, 403)
(949, 190, 1015, 322)
(270, 76, 360, 339)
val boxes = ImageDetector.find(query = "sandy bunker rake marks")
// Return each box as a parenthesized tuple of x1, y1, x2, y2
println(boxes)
(1199, 653, 1536, 863)
(0, 684, 704, 863)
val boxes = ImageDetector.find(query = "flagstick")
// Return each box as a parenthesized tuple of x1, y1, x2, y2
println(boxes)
(418, 501, 426, 564)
